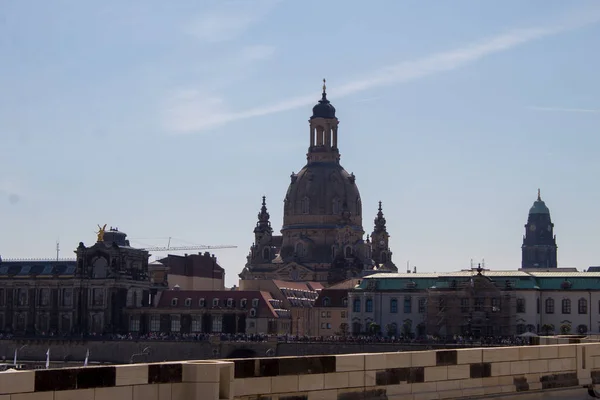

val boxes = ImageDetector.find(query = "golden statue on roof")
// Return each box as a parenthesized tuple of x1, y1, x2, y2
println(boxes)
(96, 224, 107, 242)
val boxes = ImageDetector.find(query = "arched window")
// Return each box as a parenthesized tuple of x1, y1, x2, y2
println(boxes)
(562, 299, 571, 314)
(295, 242, 305, 257)
(545, 298, 554, 314)
(322, 297, 331, 307)
(390, 298, 398, 313)
(352, 299, 361, 313)
(356, 197, 362, 216)
(516, 298, 525, 313)
(578, 298, 588, 314)
(301, 197, 310, 214)
(345, 246, 353, 258)
(332, 198, 341, 215)
(365, 298, 373, 313)
(262, 247, 270, 260)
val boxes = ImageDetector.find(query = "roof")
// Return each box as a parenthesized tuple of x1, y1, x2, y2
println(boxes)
(355, 269, 600, 291)
(0, 260, 77, 279)
(155, 290, 281, 318)
(329, 278, 361, 289)
(314, 288, 349, 307)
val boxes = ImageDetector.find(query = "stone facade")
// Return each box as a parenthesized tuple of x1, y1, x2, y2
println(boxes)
(0, 227, 153, 335)
(1, 343, 598, 400)
(239, 83, 397, 287)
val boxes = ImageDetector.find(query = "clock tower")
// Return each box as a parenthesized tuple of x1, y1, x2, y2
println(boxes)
(521, 189, 558, 269)
(371, 201, 396, 271)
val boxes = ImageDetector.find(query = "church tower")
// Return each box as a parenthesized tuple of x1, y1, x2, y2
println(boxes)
(248, 196, 277, 264)
(521, 189, 558, 269)
(370, 202, 397, 271)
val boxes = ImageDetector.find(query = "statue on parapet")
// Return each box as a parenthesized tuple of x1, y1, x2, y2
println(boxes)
(96, 224, 107, 242)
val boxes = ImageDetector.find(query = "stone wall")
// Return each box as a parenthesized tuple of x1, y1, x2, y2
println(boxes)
(1, 343, 599, 399)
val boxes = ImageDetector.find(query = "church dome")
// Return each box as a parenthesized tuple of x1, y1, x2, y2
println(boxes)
(311, 79, 336, 120)
(283, 162, 362, 226)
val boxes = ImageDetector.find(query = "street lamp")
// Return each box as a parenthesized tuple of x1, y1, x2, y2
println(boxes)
(129, 347, 150, 364)
(13, 345, 27, 366)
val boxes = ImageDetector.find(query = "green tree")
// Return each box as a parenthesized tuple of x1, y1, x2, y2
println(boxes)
(560, 323, 571, 335)
(541, 324, 554, 335)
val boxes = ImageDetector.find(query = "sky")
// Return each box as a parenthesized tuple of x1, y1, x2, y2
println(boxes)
(0, 0, 599, 288)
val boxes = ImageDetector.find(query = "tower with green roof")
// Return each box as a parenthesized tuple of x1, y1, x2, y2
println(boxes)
(521, 189, 558, 268)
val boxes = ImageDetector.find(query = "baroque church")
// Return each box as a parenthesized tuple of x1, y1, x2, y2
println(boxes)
(239, 81, 398, 286)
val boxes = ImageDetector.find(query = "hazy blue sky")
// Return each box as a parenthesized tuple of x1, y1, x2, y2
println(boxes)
(1, 0, 599, 287)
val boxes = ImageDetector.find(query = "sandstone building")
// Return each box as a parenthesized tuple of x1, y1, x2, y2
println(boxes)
(239, 82, 398, 287)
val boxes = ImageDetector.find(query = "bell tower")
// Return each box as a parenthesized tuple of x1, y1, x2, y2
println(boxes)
(521, 189, 558, 269)
(371, 201, 396, 270)
(308, 79, 340, 164)
(251, 196, 274, 263)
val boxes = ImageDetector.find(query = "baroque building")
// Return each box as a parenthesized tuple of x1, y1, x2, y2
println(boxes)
(521, 190, 558, 269)
(239, 82, 397, 286)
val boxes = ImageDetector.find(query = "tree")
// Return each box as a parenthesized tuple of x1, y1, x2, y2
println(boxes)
(368, 322, 381, 335)
(560, 323, 571, 335)
(541, 324, 554, 336)
(386, 323, 397, 337)
(402, 320, 413, 338)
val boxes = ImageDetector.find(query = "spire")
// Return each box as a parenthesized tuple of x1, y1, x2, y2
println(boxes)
(322, 78, 327, 99)
(537, 188, 541, 201)
(373, 201, 387, 233)
(254, 196, 272, 233)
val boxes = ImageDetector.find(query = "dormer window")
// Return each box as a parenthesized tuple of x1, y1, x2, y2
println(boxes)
(199, 298, 205, 307)
(240, 298, 247, 308)
(171, 298, 178, 306)
(212, 298, 219, 307)
(322, 297, 331, 307)
(252, 298, 259, 307)
(184, 298, 192, 307)
(227, 298, 233, 307)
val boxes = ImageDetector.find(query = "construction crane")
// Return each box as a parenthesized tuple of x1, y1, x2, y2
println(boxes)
(131, 237, 237, 253)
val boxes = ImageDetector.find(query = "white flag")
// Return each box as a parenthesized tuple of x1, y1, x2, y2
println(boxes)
(13, 349, 17, 366)
(84, 349, 89, 367)
(45, 349, 50, 369)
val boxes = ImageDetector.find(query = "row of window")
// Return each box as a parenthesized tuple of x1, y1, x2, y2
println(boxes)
(518, 297, 591, 315)
(170, 297, 259, 308)
(298, 197, 362, 216)
(0, 288, 75, 307)
(352, 297, 427, 314)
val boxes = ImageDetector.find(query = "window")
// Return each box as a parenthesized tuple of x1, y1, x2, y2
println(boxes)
(491, 298, 500, 311)
(331, 246, 337, 260)
(191, 316, 202, 332)
(61, 289, 72, 307)
(327, 311, 331, 318)
(562, 299, 571, 314)
(171, 298, 178, 306)
(474, 298, 484, 312)
(212, 315, 223, 333)
(418, 298, 426, 314)
(212, 298, 219, 307)
(129, 316, 140, 332)
(578, 298, 588, 314)
(353, 299, 361, 313)
(365, 298, 373, 313)
(341, 311, 346, 318)
(262, 247, 270, 260)
(199, 298, 205, 307)
(403, 296, 412, 314)
(322, 297, 331, 307)
(17, 289, 28, 306)
(0, 289, 4, 306)
(301, 197, 310, 214)
(332, 198, 341, 215)
(295, 242, 305, 257)
(39, 289, 50, 306)
(184, 298, 192, 307)
(150, 315, 160, 332)
(537, 298, 540, 314)
(390, 298, 398, 313)
(460, 298, 469, 313)
(170, 315, 180, 332)
(252, 298, 259, 307)
(545, 298, 554, 314)
(227, 298, 233, 307)
(356, 197, 362, 216)
(240, 298, 247, 308)
(342, 298, 348, 307)
(516, 298, 525, 313)
(381, 252, 387, 263)
(345, 246, 353, 258)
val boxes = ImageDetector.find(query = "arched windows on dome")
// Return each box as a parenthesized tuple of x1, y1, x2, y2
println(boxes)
(301, 197, 310, 214)
(332, 198, 341, 215)
(295, 242, 306, 257)
(345, 246, 353, 258)
(356, 197, 362, 216)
